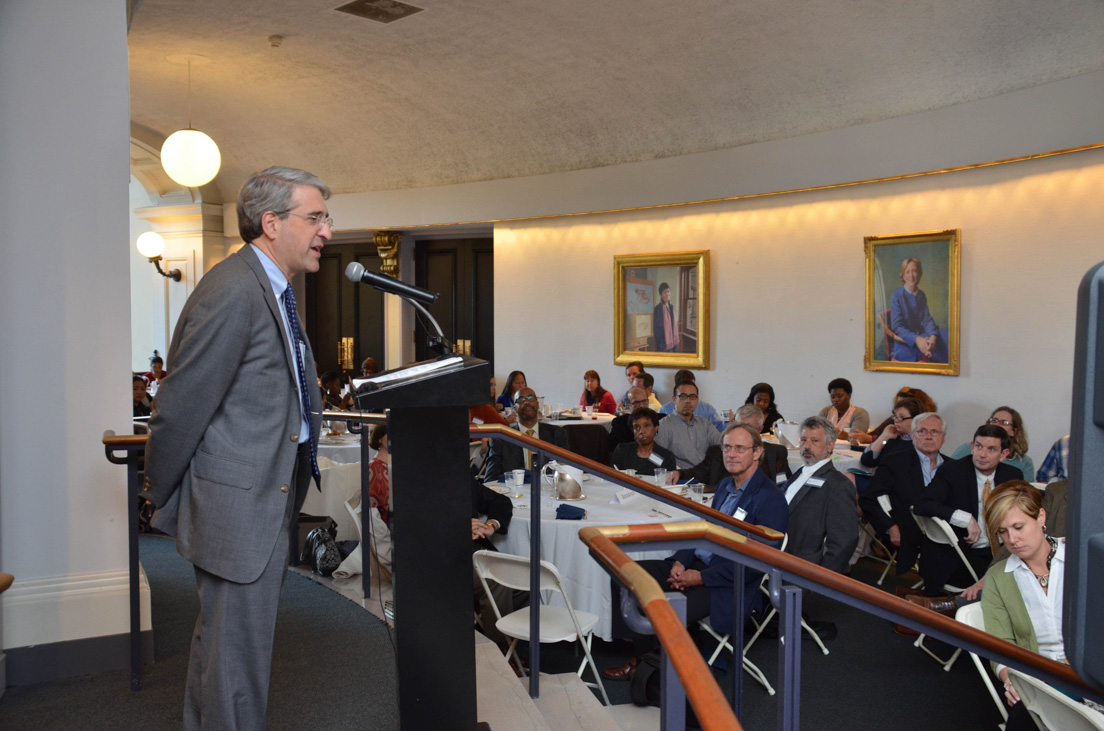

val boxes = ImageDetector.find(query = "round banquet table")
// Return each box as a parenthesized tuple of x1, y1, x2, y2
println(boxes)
(543, 412, 615, 465)
(767, 434, 865, 476)
(490, 474, 700, 641)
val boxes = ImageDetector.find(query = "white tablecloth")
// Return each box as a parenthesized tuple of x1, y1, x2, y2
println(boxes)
(317, 433, 370, 465)
(770, 435, 865, 476)
(491, 476, 699, 641)
(544, 412, 615, 431)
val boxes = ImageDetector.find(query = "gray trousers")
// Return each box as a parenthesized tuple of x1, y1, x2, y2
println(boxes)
(184, 492, 295, 730)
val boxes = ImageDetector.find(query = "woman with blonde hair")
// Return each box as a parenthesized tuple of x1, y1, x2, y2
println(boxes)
(980, 481, 1100, 728)
(952, 406, 1034, 480)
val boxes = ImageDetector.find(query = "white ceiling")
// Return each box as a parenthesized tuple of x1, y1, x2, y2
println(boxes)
(127, 0, 1104, 201)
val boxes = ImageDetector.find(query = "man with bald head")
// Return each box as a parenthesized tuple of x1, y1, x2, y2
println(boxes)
(484, 387, 569, 482)
(607, 386, 654, 453)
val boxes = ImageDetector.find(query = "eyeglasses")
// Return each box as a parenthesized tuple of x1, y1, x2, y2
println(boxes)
(516, 395, 539, 403)
(915, 428, 943, 437)
(892, 414, 913, 423)
(675, 392, 699, 401)
(284, 211, 334, 229)
(630, 399, 649, 407)
(988, 417, 1014, 428)
(721, 444, 757, 454)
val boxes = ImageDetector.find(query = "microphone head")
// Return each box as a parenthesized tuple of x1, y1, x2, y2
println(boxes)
(345, 261, 365, 282)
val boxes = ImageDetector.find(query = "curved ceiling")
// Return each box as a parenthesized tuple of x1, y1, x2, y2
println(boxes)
(128, 0, 1104, 200)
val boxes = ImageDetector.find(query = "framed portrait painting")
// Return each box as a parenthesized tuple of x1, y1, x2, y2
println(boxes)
(864, 229, 960, 376)
(613, 250, 709, 369)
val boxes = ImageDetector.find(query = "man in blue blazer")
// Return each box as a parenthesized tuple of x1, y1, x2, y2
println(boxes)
(146, 167, 330, 729)
(603, 423, 788, 680)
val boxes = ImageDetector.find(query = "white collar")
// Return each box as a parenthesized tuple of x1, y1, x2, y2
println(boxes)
(800, 457, 832, 474)
(1005, 540, 1064, 574)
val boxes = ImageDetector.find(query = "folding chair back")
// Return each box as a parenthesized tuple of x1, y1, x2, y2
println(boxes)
(955, 603, 1008, 722)
(911, 510, 980, 584)
(1009, 669, 1104, 731)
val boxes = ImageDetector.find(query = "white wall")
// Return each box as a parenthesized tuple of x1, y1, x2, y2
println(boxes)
(493, 148, 1104, 471)
(0, 0, 138, 650)
(129, 177, 160, 371)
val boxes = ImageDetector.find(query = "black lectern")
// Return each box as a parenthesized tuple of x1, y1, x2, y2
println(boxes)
(355, 354, 490, 730)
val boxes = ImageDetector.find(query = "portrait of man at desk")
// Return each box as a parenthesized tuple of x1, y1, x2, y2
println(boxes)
(145, 166, 331, 729)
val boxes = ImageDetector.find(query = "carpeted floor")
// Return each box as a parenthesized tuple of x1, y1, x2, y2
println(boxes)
(0, 535, 400, 730)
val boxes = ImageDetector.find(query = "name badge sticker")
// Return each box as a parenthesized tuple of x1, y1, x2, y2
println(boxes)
(472, 417, 484, 424)
(807, 477, 826, 488)
(733, 507, 748, 521)
(647, 452, 665, 466)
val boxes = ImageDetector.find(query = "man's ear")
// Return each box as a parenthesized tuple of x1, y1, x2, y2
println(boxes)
(260, 210, 282, 239)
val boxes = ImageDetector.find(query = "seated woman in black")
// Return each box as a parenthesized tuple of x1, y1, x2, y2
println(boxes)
(744, 382, 783, 434)
(859, 396, 923, 467)
(611, 408, 676, 475)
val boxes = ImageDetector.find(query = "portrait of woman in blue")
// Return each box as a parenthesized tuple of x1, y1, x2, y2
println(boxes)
(889, 257, 949, 362)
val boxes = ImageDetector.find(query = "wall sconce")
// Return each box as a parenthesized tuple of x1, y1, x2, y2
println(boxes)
(136, 231, 182, 282)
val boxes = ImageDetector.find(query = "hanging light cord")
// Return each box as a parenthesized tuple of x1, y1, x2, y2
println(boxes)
(187, 60, 193, 129)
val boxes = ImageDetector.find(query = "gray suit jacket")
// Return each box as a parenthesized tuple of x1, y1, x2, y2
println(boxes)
(145, 245, 322, 584)
(782, 461, 858, 574)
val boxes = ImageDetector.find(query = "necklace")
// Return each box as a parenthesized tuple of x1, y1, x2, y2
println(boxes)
(1031, 536, 1058, 589)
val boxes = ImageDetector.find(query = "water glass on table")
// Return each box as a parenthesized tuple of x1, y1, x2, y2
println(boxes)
(689, 484, 705, 503)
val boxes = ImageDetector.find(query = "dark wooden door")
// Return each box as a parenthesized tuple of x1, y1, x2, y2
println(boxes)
(305, 241, 385, 378)
(414, 238, 494, 364)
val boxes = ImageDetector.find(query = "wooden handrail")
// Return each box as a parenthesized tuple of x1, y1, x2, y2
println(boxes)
(579, 521, 1103, 703)
(579, 525, 742, 730)
(103, 434, 148, 446)
(470, 422, 785, 542)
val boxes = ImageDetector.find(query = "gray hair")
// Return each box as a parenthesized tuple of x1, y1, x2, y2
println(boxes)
(735, 403, 765, 428)
(237, 166, 331, 243)
(721, 422, 763, 450)
(801, 415, 836, 443)
(913, 412, 945, 431)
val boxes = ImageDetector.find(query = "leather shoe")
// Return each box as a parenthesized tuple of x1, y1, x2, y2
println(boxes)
(602, 657, 637, 681)
(905, 593, 957, 619)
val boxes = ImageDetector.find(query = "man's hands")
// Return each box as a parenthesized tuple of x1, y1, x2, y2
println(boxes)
(962, 576, 986, 601)
(472, 518, 497, 541)
(887, 524, 902, 547)
(965, 515, 983, 544)
(667, 561, 703, 590)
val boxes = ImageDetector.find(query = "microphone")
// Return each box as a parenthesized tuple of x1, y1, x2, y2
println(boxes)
(344, 261, 440, 306)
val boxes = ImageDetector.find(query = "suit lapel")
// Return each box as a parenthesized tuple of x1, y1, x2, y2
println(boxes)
(239, 245, 299, 385)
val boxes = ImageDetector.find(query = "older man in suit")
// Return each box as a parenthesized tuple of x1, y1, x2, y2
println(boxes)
(781, 416, 858, 574)
(146, 166, 331, 729)
(484, 387, 569, 481)
(859, 411, 948, 576)
(913, 423, 1023, 596)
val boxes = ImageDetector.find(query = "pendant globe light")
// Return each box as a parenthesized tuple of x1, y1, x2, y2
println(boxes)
(161, 55, 221, 188)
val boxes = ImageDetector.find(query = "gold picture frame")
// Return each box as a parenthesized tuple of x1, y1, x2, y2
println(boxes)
(614, 250, 709, 369)
(864, 229, 960, 376)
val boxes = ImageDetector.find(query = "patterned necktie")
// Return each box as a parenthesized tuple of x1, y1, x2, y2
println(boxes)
(282, 285, 321, 487)
(525, 428, 536, 470)
(982, 478, 992, 507)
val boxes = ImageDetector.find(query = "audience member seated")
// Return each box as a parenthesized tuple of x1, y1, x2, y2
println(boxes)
(142, 355, 168, 385)
(368, 425, 390, 521)
(496, 370, 527, 414)
(859, 412, 948, 578)
(1035, 434, 1070, 483)
(914, 424, 1023, 596)
(978, 482, 1102, 730)
(658, 369, 725, 431)
(618, 361, 645, 407)
(655, 380, 722, 469)
(470, 377, 508, 477)
(681, 404, 792, 488)
(470, 475, 526, 653)
(864, 386, 938, 442)
(951, 406, 1035, 481)
(607, 387, 653, 453)
(360, 356, 380, 377)
(858, 397, 923, 467)
(610, 408, 676, 475)
(132, 375, 151, 417)
(320, 370, 354, 411)
(744, 382, 784, 434)
(603, 424, 789, 681)
(579, 369, 617, 414)
(780, 416, 859, 573)
(484, 387, 569, 482)
(817, 377, 870, 441)
(632, 371, 663, 411)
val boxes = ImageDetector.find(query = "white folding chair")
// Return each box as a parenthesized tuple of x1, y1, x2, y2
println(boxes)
(910, 510, 981, 668)
(955, 602, 1008, 723)
(1009, 668, 1104, 731)
(863, 493, 921, 585)
(742, 534, 830, 658)
(698, 618, 775, 695)
(472, 550, 610, 705)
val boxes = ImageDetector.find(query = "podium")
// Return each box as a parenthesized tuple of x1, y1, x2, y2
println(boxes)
(355, 355, 490, 730)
